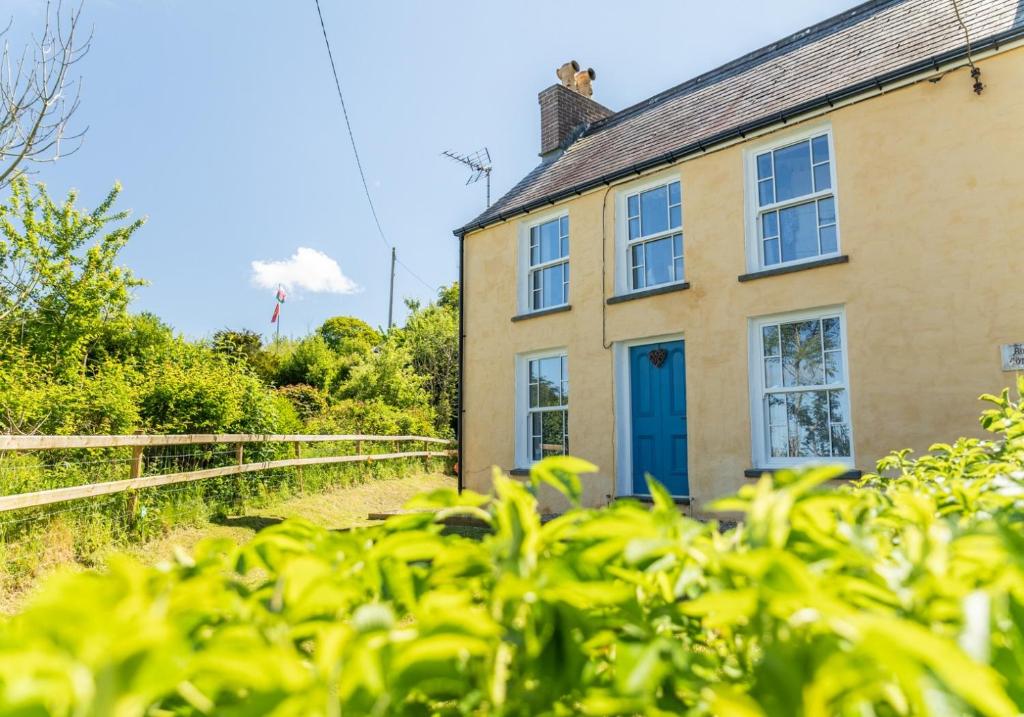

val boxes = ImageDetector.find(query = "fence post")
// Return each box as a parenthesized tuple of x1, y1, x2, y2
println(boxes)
(294, 441, 304, 492)
(356, 439, 363, 457)
(126, 432, 144, 525)
(235, 443, 244, 466)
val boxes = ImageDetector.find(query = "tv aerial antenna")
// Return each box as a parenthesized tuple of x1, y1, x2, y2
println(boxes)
(442, 148, 493, 207)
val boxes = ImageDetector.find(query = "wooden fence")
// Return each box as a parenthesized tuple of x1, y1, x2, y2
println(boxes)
(0, 434, 453, 514)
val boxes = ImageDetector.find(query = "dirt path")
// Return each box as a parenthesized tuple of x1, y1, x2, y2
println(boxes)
(1, 472, 456, 614)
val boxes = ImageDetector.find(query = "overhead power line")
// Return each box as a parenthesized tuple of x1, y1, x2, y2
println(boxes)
(312, 0, 438, 294)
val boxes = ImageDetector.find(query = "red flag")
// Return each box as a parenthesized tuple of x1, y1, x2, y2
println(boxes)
(271, 303, 280, 323)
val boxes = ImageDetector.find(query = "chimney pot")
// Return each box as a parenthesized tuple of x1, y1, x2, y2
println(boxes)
(556, 60, 580, 89)
(573, 68, 596, 97)
(538, 62, 611, 158)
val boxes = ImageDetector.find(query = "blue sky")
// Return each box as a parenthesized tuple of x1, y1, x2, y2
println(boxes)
(5, 0, 852, 339)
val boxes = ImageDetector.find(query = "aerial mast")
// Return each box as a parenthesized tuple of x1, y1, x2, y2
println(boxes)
(442, 148, 493, 207)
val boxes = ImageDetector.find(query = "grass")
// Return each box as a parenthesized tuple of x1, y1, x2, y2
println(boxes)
(0, 470, 455, 615)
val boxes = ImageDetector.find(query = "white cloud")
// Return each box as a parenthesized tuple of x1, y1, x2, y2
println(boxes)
(250, 247, 360, 295)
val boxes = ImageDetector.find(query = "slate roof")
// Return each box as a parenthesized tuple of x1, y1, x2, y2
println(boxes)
(455, 0, 1024, 236)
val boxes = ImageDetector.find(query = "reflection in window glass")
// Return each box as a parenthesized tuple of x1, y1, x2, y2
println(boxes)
(528, 355, 568, 460)
(755, 133, 837, 267)
(626, 180, 683, 290)
(759, 314, 850, 459)
(529, 217, 569, 310)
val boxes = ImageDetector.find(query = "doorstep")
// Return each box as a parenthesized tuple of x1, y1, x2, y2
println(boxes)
(613, 494, 693, 517)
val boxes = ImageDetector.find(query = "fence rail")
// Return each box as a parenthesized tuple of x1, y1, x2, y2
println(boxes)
(0, 433, 451, 451)
(0, 434, 453, 514)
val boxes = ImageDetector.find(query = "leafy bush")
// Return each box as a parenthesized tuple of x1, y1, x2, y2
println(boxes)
(86, 312, 176, 370)
(335, 341, 433, 414)
(137, 341, 282, 434)
(0, 348, 140, 435)
(3, 382, 1024, 715)
(318, 315, 381, 352)
(398, 283, 458, 435)
(307, 397, 435, 437)
(274, 335, 342, 391)
(275, 384, 327, 422)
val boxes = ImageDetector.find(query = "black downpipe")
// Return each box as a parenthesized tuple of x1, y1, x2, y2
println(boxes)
(457, 233, 465, 493)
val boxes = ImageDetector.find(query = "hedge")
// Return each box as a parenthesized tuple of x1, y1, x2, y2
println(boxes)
(1, 379, 1023, 716)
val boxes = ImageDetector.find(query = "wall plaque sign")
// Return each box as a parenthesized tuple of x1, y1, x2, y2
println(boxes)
(1002, 344, 1024, 372)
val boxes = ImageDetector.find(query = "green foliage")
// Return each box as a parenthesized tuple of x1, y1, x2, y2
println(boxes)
(212, 328, 282, 385)
(137, 341, 281, 434)
(212, 327, 263, 358)
(318, 315, 381, 352)
(275, 384, 328, 422)
(0, 347, 140, 435)
(274, 334, 342, 391)
(398, 283, 458, 434)
(308, 397, 435, 438)
(85, 312, 175, 369)
(0, 176, 459, 592)
(4, 382, 1024, 715)
(336, 341, 433, 416)
(0, 176, 146, 377)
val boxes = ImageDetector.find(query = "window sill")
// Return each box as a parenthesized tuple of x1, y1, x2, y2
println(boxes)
(738, 255, 849, 282)
(511, 304, 571, 322)
(607, 281, 690, 305)
(744, 467, 862, 480)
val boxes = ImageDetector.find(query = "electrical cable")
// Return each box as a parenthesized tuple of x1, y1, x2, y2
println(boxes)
(950, 0, 984, 93)
(311, 0, 439, 293)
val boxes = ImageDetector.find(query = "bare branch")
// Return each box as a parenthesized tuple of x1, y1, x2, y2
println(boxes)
(0, 0, 89, 188)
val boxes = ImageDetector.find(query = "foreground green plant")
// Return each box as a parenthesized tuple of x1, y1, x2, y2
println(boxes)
(2, 380, 1024, 716)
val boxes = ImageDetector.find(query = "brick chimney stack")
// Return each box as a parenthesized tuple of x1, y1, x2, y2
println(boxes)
(539, 60, 612, 159)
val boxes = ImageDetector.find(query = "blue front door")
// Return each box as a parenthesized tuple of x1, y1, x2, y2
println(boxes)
(629, 340, 688, 496)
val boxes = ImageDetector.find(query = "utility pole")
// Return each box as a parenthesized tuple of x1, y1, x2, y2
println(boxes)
(387, 246, 396, 329)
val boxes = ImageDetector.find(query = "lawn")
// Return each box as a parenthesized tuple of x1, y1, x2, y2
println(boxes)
(0, 471, 455, 615)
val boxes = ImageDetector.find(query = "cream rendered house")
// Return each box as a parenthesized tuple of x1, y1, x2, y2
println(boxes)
(453, 0, 1024, 514)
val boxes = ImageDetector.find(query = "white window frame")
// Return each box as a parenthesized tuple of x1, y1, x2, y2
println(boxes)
(743, 124, 841, 273)
(517, 209, 569, 314)
(748, 305, 855, 469)
(514, 348, 568, 469)
(613, 170, 684, 296)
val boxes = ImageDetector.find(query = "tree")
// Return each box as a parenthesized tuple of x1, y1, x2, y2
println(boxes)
(87, 312, 174, 369)
(275, 335, 339, 391)
(212, 328, 283, 385)
(0, 177, 146, 375)
(398, 283, 458, 434)
(336, 340, 432, 414)
(318, 315, 380, 352)
(212, 328, 262, 359)
(0, 2, 90, 189)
